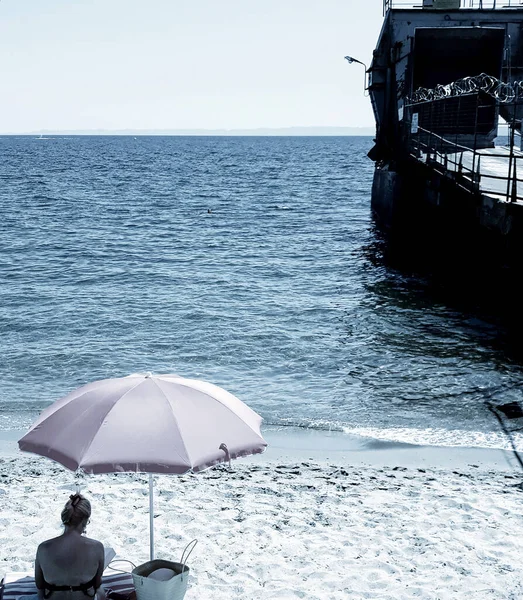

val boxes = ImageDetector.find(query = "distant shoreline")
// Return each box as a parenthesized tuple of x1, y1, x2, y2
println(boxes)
(1, 127, 375, 137)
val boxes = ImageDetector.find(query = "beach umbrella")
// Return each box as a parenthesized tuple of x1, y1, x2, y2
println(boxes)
(18, 373, 267, 559)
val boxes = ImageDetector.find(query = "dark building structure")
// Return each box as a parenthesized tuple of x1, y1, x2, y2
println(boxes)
(367, 0, 523, 271)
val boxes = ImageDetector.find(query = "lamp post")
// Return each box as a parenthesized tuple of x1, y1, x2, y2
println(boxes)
(344, 55, 368, 94)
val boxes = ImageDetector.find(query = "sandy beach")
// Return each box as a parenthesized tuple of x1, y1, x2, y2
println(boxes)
(1, 431, 523, 600)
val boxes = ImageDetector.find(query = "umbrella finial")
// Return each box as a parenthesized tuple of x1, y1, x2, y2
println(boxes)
(219, 443, 232, 471)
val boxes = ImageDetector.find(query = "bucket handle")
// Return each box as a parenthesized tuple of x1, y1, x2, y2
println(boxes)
(107, 543, 197, 582)
(180, 539, 198, 581)
(106, 559, 137, 574)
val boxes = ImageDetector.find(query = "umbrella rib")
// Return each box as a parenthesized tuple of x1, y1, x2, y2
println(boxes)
(72, 378, 153, 470)
(32, 383, 125, 464)
(29, 378, 113, 431)
(150, 378, 193, 467)
(160, 379, 265, 443)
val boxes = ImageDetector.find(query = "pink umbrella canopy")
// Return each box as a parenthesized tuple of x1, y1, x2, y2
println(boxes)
(19, 373, 267, 560)
(18, 373, 267, 474)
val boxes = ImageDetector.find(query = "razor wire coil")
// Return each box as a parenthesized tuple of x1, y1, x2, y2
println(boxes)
(408, 73, 523, 104)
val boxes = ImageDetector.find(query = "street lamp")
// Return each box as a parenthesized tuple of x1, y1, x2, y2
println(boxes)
(344, 55, 368, 94)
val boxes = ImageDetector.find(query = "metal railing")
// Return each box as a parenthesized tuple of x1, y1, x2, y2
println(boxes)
(404, 88, 523, 202)
(384, 0, 523, 15)
(409, 125, 523, 202)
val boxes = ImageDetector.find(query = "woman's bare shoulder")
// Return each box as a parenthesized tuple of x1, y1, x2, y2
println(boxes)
(37, 536, 62, 552)
(38, 536, 103, 553)
(83, 537, 105, 552)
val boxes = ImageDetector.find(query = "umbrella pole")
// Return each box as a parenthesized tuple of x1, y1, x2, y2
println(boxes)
(149, 473, 154, 561)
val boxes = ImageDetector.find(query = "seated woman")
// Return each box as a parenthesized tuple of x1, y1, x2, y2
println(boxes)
(35, 493, 106, 600)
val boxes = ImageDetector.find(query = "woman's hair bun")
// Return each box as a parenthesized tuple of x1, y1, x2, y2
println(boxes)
(61, 493, 91, 527)
(69, 493, 82, 507)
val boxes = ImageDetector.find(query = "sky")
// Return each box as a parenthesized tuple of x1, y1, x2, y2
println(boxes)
(0, 0, 384, 132)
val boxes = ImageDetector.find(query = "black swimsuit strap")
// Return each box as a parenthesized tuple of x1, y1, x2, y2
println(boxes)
(43, 575, 98, 599)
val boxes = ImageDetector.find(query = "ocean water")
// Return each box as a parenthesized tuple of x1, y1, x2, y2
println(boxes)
(1, 135, 522, 451)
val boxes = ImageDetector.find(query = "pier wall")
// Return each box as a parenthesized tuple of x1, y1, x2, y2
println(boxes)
(371, 159, 523, 270)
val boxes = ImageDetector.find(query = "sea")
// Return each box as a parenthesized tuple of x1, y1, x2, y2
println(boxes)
(1, 135, 522, 452)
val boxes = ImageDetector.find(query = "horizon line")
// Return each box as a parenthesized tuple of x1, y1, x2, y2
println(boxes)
(1, 125, 376, 136)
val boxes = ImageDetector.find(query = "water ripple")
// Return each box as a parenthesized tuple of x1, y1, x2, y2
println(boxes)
(0, 136, 522, 450)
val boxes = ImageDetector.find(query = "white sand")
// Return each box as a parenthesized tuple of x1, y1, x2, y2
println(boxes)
(1, 453, 523, 600)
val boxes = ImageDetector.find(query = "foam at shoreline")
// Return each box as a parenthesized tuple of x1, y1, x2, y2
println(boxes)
(1, 427, 520, 472)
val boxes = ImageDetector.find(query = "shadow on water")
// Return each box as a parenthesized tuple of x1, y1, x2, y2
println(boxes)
(362, 219, 523, 365)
